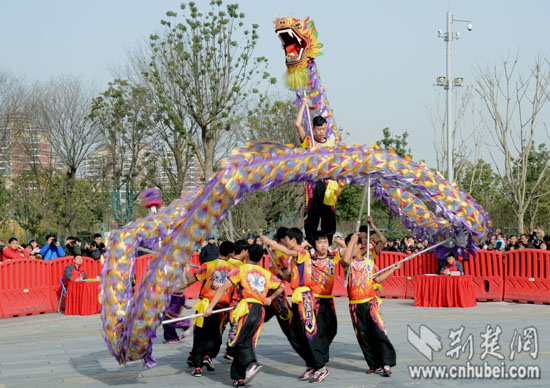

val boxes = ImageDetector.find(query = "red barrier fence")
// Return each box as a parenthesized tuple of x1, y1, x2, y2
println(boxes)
(184, 253, 201, 299)
(134, 254, 153, 286)
(3, 248, 550, 319)
(376, 252, 408, 299)
(462, 250, 504, 301)
(504, 249, 550, 304)
(0, 259, 54, 318)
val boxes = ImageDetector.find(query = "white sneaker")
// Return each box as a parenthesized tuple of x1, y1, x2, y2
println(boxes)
(244, 363, 262, 384)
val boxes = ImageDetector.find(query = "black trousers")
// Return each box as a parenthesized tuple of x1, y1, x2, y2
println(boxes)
(304, 180, 336, 247)
(228, 303, 265, 380)
(286, 291, 325, 370)
(264, 293, 293, 338)
(349, 300, 396, 369)
(190, 303, 227, 368)
(312, 297, 338, 365)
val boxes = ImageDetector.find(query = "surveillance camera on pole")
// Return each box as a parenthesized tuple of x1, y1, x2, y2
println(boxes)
(436, 11, 473, 183)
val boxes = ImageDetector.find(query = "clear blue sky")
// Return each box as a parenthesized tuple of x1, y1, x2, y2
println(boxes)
(1, 0, 549, 168)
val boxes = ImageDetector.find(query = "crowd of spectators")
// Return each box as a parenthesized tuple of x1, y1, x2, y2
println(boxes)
(479, 228, 549, 252)
(0, 233, 106, 263)
(373, 227, 549, 254)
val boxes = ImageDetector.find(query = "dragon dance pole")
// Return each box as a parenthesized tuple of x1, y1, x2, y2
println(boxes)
(302, 90, 316, 147)
(372, 238, 452, 278)
(228, 210, 235, 241)
(161, 306, 234, 325)
(344, 179, 370, 288)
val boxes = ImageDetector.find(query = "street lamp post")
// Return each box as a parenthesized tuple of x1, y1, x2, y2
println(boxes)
(437, 11, 473, 183)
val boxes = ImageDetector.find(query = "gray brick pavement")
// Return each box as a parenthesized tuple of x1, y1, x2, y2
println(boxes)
(0, 299, 548, 387)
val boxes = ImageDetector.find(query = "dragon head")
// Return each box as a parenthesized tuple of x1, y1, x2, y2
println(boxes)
(275, 16, 323, 90)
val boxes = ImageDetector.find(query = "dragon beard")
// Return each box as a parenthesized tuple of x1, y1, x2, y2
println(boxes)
(285, 66, 310, 91)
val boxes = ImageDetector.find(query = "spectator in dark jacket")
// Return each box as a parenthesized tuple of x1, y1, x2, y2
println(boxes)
(40, 235, 66, 261)
(84, 241, 102, 260)
(65, 237, 82, 256)
(93, 233, 106, 254)
(199, 235, 219, 263)
(519, 234, 535, 249)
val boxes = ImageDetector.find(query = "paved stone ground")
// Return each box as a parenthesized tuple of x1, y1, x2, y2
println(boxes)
(0, 298, 548, 388)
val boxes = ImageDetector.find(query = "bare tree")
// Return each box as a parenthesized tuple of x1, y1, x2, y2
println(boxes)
(427, 85, 486, 181)
(32, 76, 100, 235)
(475, 53, 550, 233)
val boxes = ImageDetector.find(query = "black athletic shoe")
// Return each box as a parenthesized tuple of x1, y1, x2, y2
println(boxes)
(186, 354, 193, 367)
(203, 355, 215, 371)
(366, 367, 382, 374)
(232, 379, 245, 387)
(382, 365, 392, 377)
(191, 367, 202, 377)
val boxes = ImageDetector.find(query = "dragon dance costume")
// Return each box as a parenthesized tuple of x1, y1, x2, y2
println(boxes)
(263, 248, 292, 337)
(301, 135, 338, 246)
(161, 292, 190, 342)
(190, 258, 236, 369)
(346, 255, 396, 370)
(286, 247, 326, 372)
(226, 263, 282, 381)
(310, 249, 341, 365)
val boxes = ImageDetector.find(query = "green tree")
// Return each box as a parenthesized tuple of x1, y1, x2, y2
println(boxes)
(143, 0, 275, 181)
(91, 79, 153, 226)
(11, 171, 44, 239)
(455, 158, 515, 233)
(0, 175, 11, 227)
(519, 143, 550, 232)
(376, 127, 411, 158)
(229, 99, 303, 236)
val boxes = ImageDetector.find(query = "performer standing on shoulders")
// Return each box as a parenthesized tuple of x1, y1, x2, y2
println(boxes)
(342, 232, 400, 377)
(204, 244, 285, 387)
(261, 228, 329, 383)
(295, 97, 339, 247)
(185, 241, 236, 377)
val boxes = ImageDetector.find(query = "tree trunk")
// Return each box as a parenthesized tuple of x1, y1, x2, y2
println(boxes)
(517, 208, 525, 235)
(64, 169, 76, 236)
(202, 127, 216, 181)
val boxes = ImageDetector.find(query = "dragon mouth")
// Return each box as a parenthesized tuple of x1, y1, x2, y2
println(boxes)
(276, 28, 308, 64)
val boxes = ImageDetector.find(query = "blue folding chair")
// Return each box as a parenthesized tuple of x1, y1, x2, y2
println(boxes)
(58, 278, 67, 313)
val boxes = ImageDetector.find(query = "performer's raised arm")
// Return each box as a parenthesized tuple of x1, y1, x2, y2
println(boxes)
(295, 96, 309, 143)
(341, 232, 360, 267)
(368, 216, 387, 254)
(374, 261, 401, 284)
(260, 235, 298, 258)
